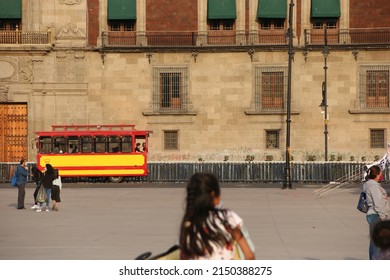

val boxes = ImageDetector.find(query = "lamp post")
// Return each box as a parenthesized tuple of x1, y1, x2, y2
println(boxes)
(320, 27, 329, 162)
(283, 0, 294, 190)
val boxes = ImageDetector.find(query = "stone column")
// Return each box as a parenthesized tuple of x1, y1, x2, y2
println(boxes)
(248, 0, 259, 44)
(236, 0, 246, 45)
(197, 0, 208, 46)
(136, 0, 147, 46)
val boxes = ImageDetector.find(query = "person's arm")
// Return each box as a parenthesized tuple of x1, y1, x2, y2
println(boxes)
(233, 226, 255, 260)
(371, 186, 389, 220)
(57, 176, 63, 189)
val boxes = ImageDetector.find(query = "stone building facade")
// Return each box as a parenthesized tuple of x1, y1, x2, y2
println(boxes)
(1, 0, 390, 163)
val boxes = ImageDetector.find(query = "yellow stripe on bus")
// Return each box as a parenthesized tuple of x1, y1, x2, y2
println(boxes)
(59, 169, 146, 176)
(39, 154, 145, 167)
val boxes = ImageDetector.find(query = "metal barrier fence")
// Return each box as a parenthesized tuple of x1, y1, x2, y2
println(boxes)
(136, 161, 368, 183)
(0, 161, 380, 184)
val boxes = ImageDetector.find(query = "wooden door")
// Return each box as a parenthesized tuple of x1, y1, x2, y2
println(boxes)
(0, 103, 28, 162)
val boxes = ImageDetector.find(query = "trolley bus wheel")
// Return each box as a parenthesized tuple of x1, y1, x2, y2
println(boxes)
(108, 176, 124, 183)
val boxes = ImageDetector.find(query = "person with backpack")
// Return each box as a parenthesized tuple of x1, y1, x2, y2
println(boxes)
(363, 165, 390, 259)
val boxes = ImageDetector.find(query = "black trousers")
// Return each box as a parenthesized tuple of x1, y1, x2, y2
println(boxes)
(33, 184, 40, 204)
(17, 184, 26, 209)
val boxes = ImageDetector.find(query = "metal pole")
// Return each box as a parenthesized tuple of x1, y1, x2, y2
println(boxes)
(283, 0, 294, 190)
(323, 27, 329, 162)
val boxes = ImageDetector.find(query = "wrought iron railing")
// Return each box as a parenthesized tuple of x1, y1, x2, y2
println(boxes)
(102, 30, 288, 47)
(102, 28, 390, 48)
(0, 30, 51, 45)
(2, 28, 389, 47)
(1, 161, 379, 184)
(305, 28, 390, 46)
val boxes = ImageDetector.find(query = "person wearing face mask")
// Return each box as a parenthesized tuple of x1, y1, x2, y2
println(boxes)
(362, 165, 390, 259)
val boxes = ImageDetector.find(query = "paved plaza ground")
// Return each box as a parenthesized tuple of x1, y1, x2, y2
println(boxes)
(0, 182, 379, 260)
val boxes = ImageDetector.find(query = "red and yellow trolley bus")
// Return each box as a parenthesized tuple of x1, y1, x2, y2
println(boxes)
(35, 124, 151, 182)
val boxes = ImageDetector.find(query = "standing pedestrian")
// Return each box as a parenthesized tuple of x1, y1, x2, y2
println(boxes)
(37, 164, 56, 212)
(362, 165, 390, 259)
(30, 166, 43, 210)
(51, 168, 62, 211)
(15, 159, 29, 209)
(179, 173, 255, 260)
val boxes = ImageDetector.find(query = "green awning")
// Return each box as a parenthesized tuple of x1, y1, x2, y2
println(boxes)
(0, 0, 21, 19)
(208, 0, 237, 19)
(311, 0, 340, 18)
(257, 0, 287, 19)
(108, 0, 136, 20)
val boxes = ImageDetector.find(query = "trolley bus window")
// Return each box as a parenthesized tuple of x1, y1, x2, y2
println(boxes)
(81, 136, 93, 153)
(108, 136, 119, 153)
(135, 136, 147, 152)
(53, 137, 66, 153)
(121, 136, 132, 152)
(68, 136, 79, 153)
(94, 136, 107, 153)
(39, 136, 52, 154)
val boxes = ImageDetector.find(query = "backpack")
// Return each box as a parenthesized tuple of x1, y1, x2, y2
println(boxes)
(11, 169, 18, 187)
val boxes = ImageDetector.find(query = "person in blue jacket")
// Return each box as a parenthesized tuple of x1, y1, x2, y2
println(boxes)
(15, 159, 29, 209)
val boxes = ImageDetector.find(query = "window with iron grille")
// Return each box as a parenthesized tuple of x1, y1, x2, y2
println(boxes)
(266, 130, 280, 149)
(153, 67, 188, 112)
(109, 20, 135, 31)
(370, 129, 386, 149)
(359, 66, 390, 109)
(164, 130, 178, 150)
(255, 67, 287, 111)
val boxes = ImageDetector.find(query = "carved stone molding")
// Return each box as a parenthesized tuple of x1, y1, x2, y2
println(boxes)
(0, 59, 17, 80)
(191, 51, 199, 63)
(19, 58, 33, 82)
(146, 52, 153, 64)
(352, 49, 359, 61)
(247, 48, 255, 62)
(59, 0, 82, 5)
(0, 84, 9, 102)
(56, 23, 86, 39)
(56, 51, 85, 82)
